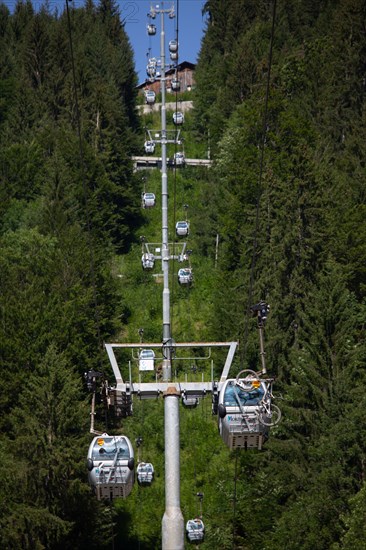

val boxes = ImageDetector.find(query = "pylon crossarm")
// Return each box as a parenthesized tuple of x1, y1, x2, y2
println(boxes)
(105, 342, 238, 390)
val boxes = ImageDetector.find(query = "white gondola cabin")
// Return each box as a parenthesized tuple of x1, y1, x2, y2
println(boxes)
(178, 267, 193, 286)
(139, 349, 155, 371)
(218, 370, 281, 450)
(186, 518, 205, 543)
(146, 58, 157, 79)
(182, 393, 199, 408)
(147, 23, 156, 35)
(173, 111, 184, 125)
(174, 152, 185, 166)
(146, 64, 156, 79)
(170, 51, 178, 61)
(176, 220, 189, 237)
(144, 140, 155, 154)
(142, 252, 155, 270)
(171, 78, 181, 92)
(87, 434, 135, 500)
(142, 192, 156, 208)
(145, 90, 156, 104)
(137, 462, 155, 485)
(169, 39, 178, 53)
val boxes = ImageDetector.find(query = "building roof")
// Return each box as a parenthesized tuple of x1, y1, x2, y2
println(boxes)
(136, 61, 196, 89)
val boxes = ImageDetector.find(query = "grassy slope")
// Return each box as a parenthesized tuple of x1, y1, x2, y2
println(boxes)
(110, 107, 239, 548)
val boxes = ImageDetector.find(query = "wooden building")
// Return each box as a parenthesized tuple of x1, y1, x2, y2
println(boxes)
(137, 61, 196, 95)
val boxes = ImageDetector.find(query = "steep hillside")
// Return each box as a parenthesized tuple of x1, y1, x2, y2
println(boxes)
(191, 1, 366, 548)
(0, 1, 366, 549)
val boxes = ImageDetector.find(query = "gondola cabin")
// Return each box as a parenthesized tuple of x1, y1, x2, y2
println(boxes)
(146, 64, 156, 78)
(146, 59, 157, 79)
(175, 220, 189, 236)
(144, 140, 155, 154)
(178, 267, 193, 286)
(142, 253, 155, 270)
(170, 51, 178, 61)
(148, 57, 157, 67)
(186, 518, 205, 543)
(139, 349, 155, 371)
(87, 434, 135, 500)
(137, 462, 155, 485)
(218, 371, 280, 450)
(171, 78, 181, 92)
(174, 152, 185, 166)
(173, 111, 184, 125)
(142, 192, 156, 208)
(169, 39, 178, 53)
(145, 90, 156, 104)
(147, 23, 156, 35)
(182, 393, 199, 408)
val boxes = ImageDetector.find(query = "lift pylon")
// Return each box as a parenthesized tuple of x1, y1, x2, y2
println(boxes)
(96, 3, 240, 549)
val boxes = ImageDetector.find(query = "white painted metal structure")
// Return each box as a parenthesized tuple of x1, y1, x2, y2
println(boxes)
(104, 340, 238, 548)
(132, 156, 213, 170)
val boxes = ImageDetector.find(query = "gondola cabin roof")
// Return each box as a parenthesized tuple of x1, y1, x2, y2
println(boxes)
(222, 378, 266, 408)
(139, 349, 155, 359)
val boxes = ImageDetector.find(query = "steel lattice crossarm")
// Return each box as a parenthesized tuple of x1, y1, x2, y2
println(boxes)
(146, 128, 182, 144)
(141, 241, 188, 261)
(105, 341, 238, 399)
(132, 156, 213, 170)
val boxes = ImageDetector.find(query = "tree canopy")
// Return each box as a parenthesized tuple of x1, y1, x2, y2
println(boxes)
(0, 0, 365, 548)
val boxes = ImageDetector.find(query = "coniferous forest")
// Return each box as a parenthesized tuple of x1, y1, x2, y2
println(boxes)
(0, 0, 365, 549)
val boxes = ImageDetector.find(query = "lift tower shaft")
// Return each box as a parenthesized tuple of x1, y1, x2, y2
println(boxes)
(160, 3, 171, 383)
(156, 4, 184, 549)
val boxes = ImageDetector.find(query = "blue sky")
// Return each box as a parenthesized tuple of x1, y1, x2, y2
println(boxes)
(4, 0, 208, 83)
(122, 1, 208, 82)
